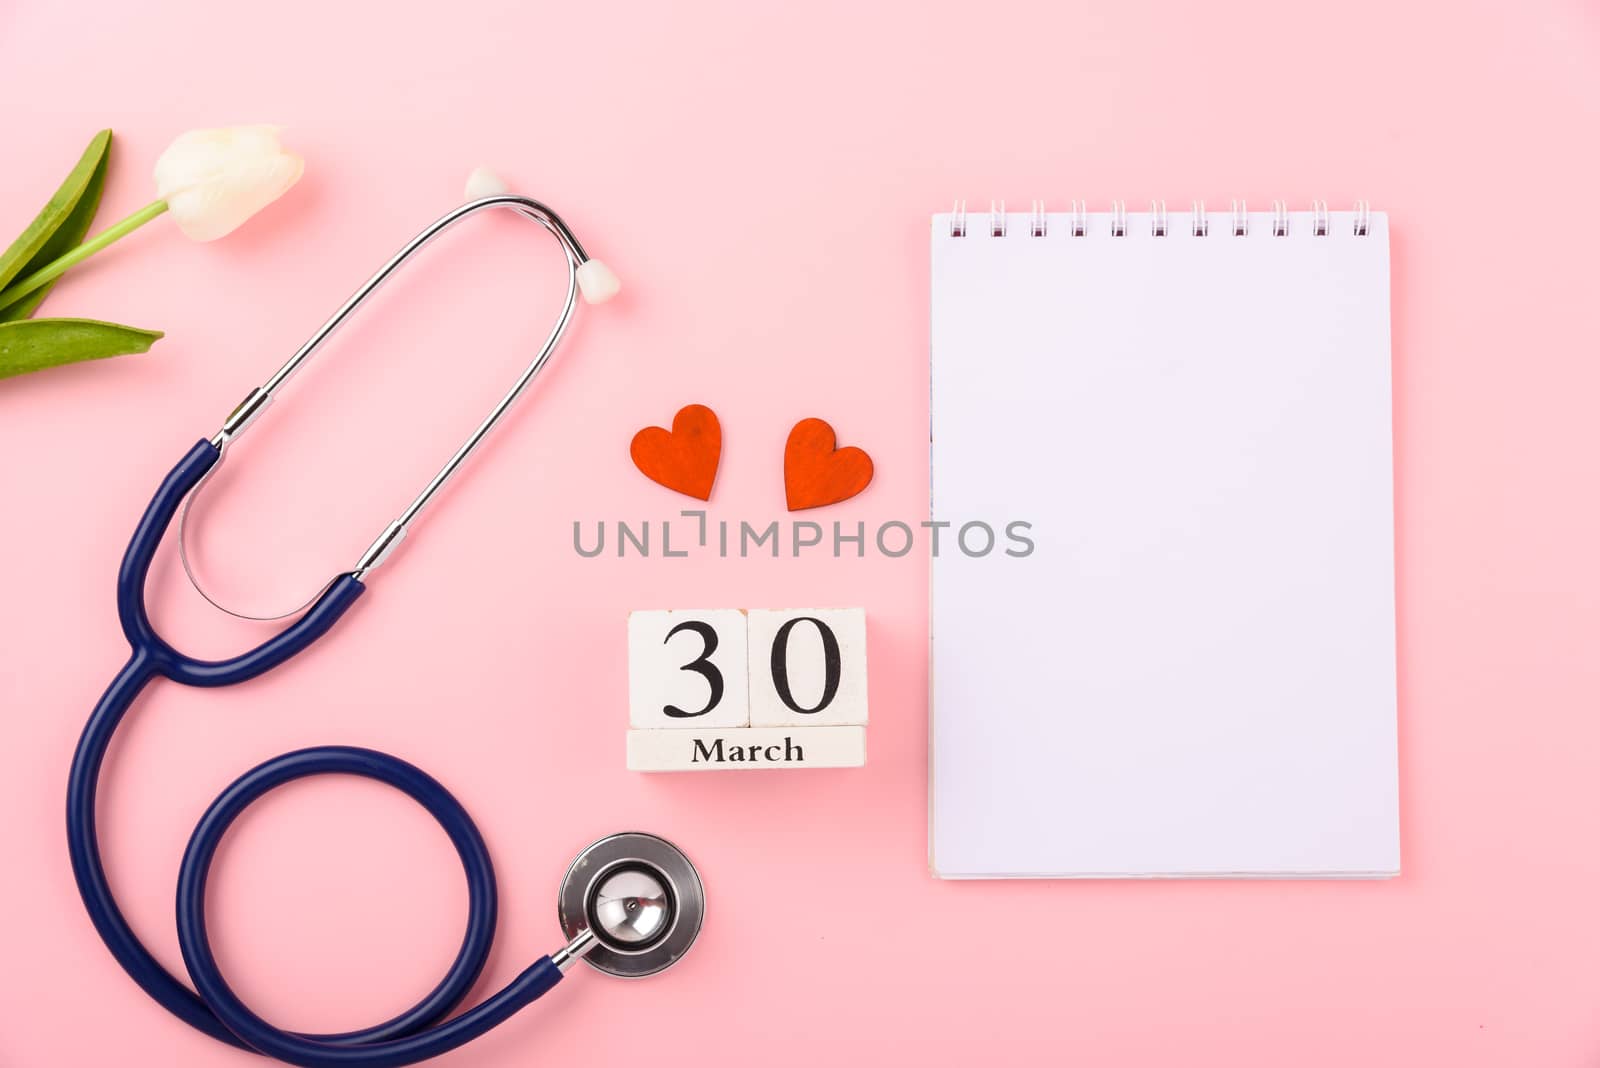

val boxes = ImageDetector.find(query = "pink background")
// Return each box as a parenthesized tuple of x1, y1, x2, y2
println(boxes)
(3, 1, 1598, 1064)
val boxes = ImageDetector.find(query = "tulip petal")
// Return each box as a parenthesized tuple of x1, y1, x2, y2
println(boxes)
(154, 125, 304, 242)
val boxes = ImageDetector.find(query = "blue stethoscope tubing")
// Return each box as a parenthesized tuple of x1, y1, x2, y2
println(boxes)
(66, 194, 618, 1067)
(67, 438, 563, 1068)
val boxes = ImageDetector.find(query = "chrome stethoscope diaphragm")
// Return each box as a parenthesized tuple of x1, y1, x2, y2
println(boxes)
(556, 832, 705, 978)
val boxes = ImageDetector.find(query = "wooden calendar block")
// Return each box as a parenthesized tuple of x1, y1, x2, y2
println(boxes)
(628, 609, 750, 729)
(747, 608, 868, 727)
(627, 725, 866, 772)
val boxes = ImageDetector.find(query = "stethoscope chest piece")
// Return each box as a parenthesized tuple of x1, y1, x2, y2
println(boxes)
(558, 832, 704, 978)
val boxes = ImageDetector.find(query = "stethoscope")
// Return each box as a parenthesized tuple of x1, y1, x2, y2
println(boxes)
(66, 193, 706, 1067)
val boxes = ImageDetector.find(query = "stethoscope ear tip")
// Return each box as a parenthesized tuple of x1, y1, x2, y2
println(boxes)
(459, 166, 619, 304)
(463, 166, 510, 200)
(576, 259, 622, 304)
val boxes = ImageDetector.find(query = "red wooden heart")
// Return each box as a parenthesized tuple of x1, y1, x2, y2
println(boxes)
(784, 417, 873, 511)
(631, 404, 722, 501)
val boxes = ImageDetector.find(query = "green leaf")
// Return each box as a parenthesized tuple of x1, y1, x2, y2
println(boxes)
(0, 130, 113, 310)
(0, 318, 162, 380)
(0, 133, 113, 322)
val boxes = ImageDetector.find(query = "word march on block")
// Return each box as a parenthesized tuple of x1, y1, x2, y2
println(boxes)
(626, 607, 867, 771)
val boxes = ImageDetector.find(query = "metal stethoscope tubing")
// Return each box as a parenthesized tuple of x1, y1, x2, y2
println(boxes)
(66, 195, 701, 1068)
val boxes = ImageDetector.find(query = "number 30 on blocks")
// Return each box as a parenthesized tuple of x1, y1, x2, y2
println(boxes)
(626, 608, 868, 771)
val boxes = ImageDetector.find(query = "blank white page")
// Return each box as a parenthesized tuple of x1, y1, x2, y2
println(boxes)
(930, 209, 1397, 878)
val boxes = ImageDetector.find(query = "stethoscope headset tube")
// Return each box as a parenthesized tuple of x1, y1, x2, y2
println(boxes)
(65, 195, 699, 1068)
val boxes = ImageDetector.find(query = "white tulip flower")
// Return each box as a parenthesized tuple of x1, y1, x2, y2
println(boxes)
(0, 125, 306, 313)
(154, 126, 304, 241)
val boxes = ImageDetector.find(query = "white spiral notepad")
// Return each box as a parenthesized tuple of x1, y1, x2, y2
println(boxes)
(930, 202, 1398, 879)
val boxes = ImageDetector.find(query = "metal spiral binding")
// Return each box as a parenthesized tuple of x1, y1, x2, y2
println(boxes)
(947, 200, 1373, 237)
